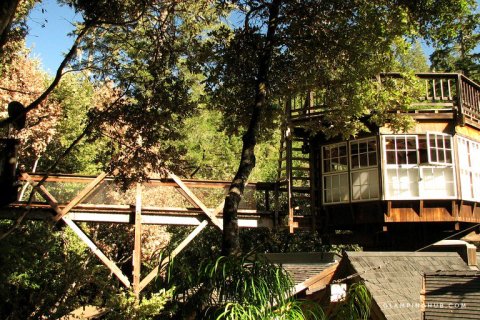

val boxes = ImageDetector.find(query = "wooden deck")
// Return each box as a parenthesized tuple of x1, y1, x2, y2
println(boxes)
(288, 73, 480, 129)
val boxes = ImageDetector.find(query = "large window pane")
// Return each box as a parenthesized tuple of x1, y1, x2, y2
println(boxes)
(323, 173, 349, 204)
(385, 168, 419, 198)
(350, 137, 379, 201)
(351, 169, 379, 201)
(421, 167, 455, 198)
(323, 143, 348, 173)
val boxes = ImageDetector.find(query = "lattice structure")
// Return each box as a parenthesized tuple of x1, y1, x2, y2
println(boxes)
(1, 172, 275, 298)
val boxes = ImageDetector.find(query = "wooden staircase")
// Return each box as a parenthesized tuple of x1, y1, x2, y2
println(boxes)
(276, 120, 313, 232)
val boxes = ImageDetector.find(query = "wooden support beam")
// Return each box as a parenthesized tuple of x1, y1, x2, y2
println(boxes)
(22, 172, 131, 288)
(63, 217, 131, 287)
(21, 172, 62, 215)
(138, 219, 209, 292)
(53, 172, 107, 221)
(169, 172, 223, 230)
(132, 184, 142, 300)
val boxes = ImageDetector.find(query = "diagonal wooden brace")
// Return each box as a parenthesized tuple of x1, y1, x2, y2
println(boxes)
(20, 172, 62, 213)
(63, 217, 131, 287)
(169, 172, 223, 230)
(21, 172, 131, 288)
(138, 219, 208, 292)
(53, 172, 107, 221)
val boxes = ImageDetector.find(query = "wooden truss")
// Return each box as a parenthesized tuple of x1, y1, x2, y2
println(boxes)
(17, 172, 270, 298)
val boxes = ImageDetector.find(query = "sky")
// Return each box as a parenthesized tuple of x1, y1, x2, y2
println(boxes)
(26, 0, 81, 74)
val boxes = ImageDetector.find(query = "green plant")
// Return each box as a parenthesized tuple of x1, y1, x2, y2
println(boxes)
(167, 252, 325, 319)
(329, 282, 372, 320)
(105, 288, 174, 320)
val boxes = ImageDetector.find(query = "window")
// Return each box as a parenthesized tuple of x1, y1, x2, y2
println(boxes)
(322, 142, 349, 204)
(383, 135, 420, 199)
(323, 174, 349, 204)
(323, 143, 348, 173)
(350, 138, 377, 169)
(382, 134, 456, 200)
(427, 132, 453, 165)
(350, 138, 379, 201)
(457, 136, 480, 201)
(385, 135, 418, 166)
(321, 139, 380, 204)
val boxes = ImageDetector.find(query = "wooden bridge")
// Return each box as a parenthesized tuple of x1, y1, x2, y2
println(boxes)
(0, 171, 276, 297)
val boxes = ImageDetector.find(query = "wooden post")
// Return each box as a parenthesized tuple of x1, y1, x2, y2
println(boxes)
(132, 183, 142, 300)
(286, 131, 294, 233)
(456, 74, 465, 126)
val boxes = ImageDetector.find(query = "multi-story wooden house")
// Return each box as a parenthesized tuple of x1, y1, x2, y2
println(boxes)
(278, 73, 480, 249)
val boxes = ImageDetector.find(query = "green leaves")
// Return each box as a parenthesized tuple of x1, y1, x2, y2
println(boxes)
(167, 252, 325, 319)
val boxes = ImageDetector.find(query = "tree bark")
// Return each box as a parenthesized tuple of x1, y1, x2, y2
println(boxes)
(0, 0, 20, 52)
(222, 0, 281, 256)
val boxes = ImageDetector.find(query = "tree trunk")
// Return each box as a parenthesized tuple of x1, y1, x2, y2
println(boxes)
(0, 0, 20, 52)
(222, 0, 281, 256)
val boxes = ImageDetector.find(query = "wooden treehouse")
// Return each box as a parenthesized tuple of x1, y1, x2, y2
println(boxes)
(277, 73, 480, 249)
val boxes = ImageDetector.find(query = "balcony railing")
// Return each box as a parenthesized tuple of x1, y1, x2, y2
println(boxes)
(288, 73, 480, 127)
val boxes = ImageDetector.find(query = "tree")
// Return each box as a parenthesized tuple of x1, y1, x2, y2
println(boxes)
(0, 0, 35, 55)
(0, 43, 61, 169)
(0, 220, 114, 319)
(429, 3, 479, 82)
(203, 0, 477, 255)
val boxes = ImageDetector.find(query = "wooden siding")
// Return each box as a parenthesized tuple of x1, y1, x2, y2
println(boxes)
(384, 201, 480, 224)
(456, 125, 480, 142)
(379, 120, 453, 135)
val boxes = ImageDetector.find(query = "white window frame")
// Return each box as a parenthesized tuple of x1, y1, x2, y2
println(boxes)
(322, 142, 348, 173)
(350, 137, 380, 202)
(426, 132, 454, 166)
(457, 136, 480, 202)
(322, 142, 349, 205)
(382, 134, 457, 200)
(383, 135, 419, 168)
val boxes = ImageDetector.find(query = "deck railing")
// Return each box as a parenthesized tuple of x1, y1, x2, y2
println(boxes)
(288, 73, 480, 127)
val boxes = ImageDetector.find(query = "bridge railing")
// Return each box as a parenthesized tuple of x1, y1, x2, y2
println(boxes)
(288, 73, 480, 126)
(16, 174, 276, 218)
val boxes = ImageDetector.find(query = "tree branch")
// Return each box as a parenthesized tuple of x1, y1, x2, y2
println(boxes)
(0, 20, 95, 128)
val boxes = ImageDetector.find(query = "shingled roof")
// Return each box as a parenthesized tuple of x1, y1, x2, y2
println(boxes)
(422, 270, 480, 320)
(344, 251, 472, 320)
(265, 252, 340, 295)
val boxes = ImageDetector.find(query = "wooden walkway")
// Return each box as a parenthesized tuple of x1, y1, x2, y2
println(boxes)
(3, 173, 274, 228)
(0, 172, 276, 297)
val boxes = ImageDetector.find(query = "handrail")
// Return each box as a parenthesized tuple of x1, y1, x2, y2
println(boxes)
(288, 72, 480, 126)
(21, 173, 276, 190)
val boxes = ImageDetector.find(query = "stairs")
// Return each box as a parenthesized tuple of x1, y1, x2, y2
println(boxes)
(276, 123, 313, 232)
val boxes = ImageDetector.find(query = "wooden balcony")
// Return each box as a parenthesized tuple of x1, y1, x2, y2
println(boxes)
(288, 73, 480, 129)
